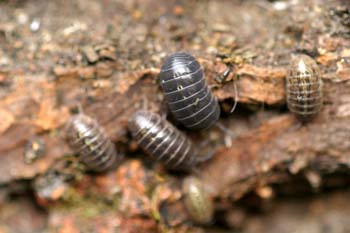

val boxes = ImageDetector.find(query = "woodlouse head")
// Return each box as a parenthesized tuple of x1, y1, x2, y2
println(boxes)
(160, 52, 195, 70)
(64, 114, 95, 142)
(288, 54, 320, 82)
(128, 110, 154, 137)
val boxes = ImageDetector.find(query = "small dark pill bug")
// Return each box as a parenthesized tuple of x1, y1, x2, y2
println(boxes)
(159, 52, 220, 130)
(286, 54, 323, 122)
(182, 176, 214, 225)
(65, 114, 120, 172)
(128, 110, 202, 171)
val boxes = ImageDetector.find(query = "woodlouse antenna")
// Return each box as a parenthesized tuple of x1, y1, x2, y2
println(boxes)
(230, 77, 239, 113)
(214, 65, 239, 114)
(195, 150, 216, 163)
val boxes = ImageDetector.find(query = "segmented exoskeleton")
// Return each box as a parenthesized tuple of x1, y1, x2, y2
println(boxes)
(286, 54, 323, 122)
(159, 52, 220, 130)
(65, 114, 120, 172)
(128, 110, 205, 171)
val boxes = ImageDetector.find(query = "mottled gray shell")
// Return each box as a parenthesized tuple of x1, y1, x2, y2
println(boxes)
(286, 54, 323, 122)
(128, 110, 199, 170)
(65, 114, 119, 172)
(182, 177, 214, 225)
(159, 52, 220, 130)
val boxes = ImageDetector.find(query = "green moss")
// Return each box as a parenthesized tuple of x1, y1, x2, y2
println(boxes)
(52, 187, 121, 219)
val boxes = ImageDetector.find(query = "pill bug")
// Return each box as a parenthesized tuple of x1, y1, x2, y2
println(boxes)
(182, 176, 214, 225)
(65, 114, 120, 172)
(128, 110, 205, 171)
(159, 52, 220, 130)
(286, 54, 323, 122)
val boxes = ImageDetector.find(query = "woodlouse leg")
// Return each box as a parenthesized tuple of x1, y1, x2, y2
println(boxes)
(196, 150, 216, 163)
(215, 122, 236, 148)
(215, 122, 235, 138)
(198, 138, 211, 149)
(194, 139, 217, 162)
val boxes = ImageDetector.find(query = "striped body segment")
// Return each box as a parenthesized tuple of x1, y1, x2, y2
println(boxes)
(128, 110, 198, 170)
(286, 55, 323, 122)
(159, 52, 220, 130)
(65, 114, 119, 172)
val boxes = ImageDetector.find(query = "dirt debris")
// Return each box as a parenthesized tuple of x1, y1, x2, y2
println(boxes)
(0, 0, 349, 232)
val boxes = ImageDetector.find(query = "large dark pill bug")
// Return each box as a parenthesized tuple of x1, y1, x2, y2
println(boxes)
(286, 54, 323, 122)
(182, 176, 214, 225)
(65, 114, 120, 172)
(128, 110, 200, 171)
(159, 52, 220, 130)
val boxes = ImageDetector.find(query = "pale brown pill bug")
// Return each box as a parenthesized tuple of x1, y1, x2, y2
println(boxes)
(286, 54, 323, 123)
(128, 110, 214, 172)
(182, 176, 214, 225)
(65, 113, 121, 173)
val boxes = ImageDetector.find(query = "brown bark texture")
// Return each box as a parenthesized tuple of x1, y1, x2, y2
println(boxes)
(0, 0, 349, 232)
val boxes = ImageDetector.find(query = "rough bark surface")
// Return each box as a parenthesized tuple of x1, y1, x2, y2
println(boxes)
(0, 0, 349, 232)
